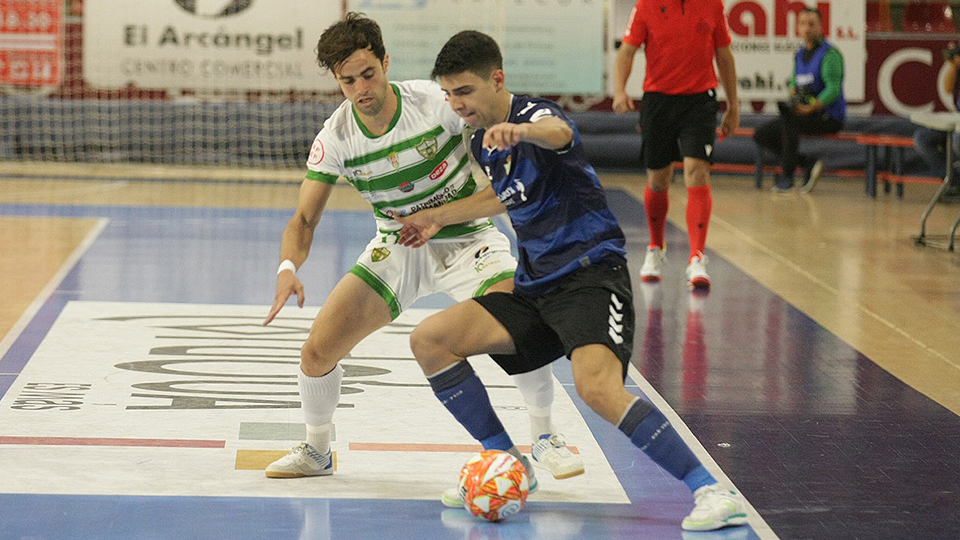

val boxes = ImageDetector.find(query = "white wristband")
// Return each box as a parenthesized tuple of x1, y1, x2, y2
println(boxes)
(277, 259, 297, 276)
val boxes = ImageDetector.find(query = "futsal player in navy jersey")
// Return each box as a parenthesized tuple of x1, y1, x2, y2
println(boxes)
(393, 31, 748, 531)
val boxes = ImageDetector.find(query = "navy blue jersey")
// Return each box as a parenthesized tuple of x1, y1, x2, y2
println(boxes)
(471, 95, 626, 297)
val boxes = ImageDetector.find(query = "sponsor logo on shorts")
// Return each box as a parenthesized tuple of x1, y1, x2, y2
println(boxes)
(474, 259, 502, 273)
(429, 161, 448, 180)
(371, 248, 391, 262)
(473, 245, 502, 273)
(608, 293, 624, 345)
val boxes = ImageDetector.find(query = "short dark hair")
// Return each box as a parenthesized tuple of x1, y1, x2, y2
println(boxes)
(431, 31, 503, 80)
(315, 12, 386, 73)
(800, 7, 822, 22)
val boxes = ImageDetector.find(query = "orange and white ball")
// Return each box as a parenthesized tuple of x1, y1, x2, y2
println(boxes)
(458, 450, 530, 522)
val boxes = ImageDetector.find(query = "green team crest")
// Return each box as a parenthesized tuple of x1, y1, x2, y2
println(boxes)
(416, 137, 438, 159)
(371, 247, 391, 262)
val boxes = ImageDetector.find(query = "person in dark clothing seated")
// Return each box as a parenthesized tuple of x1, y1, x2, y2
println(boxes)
(754, 7, 845, 193)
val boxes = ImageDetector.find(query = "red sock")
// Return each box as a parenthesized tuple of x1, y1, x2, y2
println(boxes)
(686, 185, 712, 261)
(644, 185, 669, 249)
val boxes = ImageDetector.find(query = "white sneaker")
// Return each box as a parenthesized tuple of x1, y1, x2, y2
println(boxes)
(799, 159, 824, 193)
(441, 454, 539, 508)
(685, 253, 710, 289)
(264, 442, 334, 478)
(681, 484, 748, 531)
(531, 434, 584, 479)
(441, 485, 467, 509)
(640, 246, 667, 282)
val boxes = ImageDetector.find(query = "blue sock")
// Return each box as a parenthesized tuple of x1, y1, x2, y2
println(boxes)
(617, 398, 716, 492)
(427, 362, 513, 451)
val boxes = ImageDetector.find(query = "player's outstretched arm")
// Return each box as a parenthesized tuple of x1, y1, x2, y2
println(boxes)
(483, 116, 573, 151)
(393, 187, 506, 248)
(263, 179, 335, 325)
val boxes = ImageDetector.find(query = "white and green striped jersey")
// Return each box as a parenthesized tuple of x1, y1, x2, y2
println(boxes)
(305, 79, 493, 240)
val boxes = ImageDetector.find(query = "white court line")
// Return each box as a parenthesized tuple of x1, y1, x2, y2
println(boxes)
(0, 218, 110, 365)
(625, 362, 781, 540)
(709, 212, 959, 372)
(5, 181, 131, 201)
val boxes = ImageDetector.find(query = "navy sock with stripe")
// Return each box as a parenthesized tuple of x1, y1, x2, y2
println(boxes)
(618, 397, 716, 492)
(427, 361, 514, 451)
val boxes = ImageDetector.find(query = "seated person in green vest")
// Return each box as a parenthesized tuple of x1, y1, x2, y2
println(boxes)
(753, 6, 845, 193)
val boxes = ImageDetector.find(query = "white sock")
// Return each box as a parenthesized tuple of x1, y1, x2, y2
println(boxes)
(299, 364, 343, 453)
(511, 365, 555, 442)
(306, 423, 332, 454)
(527, 404, 554, 441)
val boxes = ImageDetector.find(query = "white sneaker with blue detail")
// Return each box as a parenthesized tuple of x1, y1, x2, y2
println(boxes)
(264, 442, 334, 478)
(531, 433, 584, 479)
(681, 484, 748, 531)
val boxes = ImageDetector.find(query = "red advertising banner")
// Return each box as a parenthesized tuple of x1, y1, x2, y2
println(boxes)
(0, 0, 62, 86)
(862, 36, 960, 116)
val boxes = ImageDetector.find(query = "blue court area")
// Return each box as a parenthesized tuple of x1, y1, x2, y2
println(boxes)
(1, 189, 958, 540)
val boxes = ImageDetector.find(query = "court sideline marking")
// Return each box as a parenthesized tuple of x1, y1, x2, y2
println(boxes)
(707, 211, 958, 371)
(0, 218, 109, 371)
(626, 362, 780, 540)
(648, 185, 958, 376)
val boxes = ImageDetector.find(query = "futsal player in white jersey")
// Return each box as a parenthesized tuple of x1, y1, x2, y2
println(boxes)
(261, 13, 583, 488)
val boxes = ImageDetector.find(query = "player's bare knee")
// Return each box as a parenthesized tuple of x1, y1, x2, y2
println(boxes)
(410, 319, 451, 371)
(684, 160, 710, 186)
(300, 339, 339, 375)
(574, 376, 613, 414)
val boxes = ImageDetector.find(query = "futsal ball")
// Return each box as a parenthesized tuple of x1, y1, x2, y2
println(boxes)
(458, 450, 530, 522)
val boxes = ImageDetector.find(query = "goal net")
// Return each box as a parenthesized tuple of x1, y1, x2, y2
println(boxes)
(0, 0, 603, 169)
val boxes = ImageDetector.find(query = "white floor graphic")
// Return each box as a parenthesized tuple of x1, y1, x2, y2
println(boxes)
(0, 301, 628, 503)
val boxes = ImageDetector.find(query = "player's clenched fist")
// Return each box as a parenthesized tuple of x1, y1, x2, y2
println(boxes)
(483, 123, 529, 151)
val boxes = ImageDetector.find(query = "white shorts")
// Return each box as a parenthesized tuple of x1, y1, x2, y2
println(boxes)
(349, 228, 517, 319)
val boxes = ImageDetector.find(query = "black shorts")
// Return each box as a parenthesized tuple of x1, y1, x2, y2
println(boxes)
(472, 264, 635, 379)
(639, 90, 719, 170)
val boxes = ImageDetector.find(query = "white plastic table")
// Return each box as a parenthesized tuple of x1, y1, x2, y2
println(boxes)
(908, 111, 960, 250)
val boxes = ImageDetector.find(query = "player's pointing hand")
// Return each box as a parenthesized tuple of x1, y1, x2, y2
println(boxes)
(263, 269, 304, 326)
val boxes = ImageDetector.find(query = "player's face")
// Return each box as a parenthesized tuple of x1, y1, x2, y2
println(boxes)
(334, 48, 391, 118)
(438, 69, 506, 129)
(798, 12, 822, 45)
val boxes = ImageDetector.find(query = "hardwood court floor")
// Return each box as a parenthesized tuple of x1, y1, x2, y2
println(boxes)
(2, 163, 960, 540)
(1, 163, 958, 417)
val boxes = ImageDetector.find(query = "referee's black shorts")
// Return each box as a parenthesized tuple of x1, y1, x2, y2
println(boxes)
(472, 263, 634, 379)
(639, 89, 719, 170)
